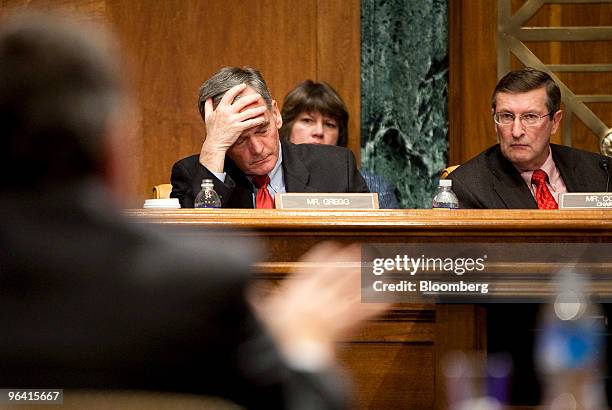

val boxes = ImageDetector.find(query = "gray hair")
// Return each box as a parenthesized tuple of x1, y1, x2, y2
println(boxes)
(198, 66, 273, 120)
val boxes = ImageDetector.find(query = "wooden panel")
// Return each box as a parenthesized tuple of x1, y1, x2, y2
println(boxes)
(339, 342, 435, 409)
(520, 2, 612, 154)
(339, 305, 436, 409)
(126, 208, 612, 409)
(317, 0, 361, 162)
(448, 0, 499, 166)
(125, 208, 612, 233)
(1, 0, 106, 19)
(0, 1, 360, 205)
(434, 304, 486, 410)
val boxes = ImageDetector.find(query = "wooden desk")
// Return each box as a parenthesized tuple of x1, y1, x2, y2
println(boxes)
(125, 209, 612, 409)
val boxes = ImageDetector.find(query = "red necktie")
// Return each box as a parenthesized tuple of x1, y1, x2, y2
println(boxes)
(531, 169, 558, 209)
(252, 175, 275, 209)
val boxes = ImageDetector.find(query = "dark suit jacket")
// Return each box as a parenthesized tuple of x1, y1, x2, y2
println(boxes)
(170, 139, 368, 208)
(0, 179, 348, 409)
(448, 143, 609, 209)
(448, 143, 610, 405)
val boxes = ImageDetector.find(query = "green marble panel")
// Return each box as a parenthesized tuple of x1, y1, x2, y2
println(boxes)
(361, 0, 448, 208)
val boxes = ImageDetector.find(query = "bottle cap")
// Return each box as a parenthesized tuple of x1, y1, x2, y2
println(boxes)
(201, 178, 214, 187)
(439, 179, 452, 187)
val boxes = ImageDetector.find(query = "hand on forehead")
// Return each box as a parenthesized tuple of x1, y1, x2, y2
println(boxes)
(234, 86, 266, 113)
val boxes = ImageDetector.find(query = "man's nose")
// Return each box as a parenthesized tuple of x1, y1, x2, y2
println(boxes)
(248, 137, 264, 154)
(511, 116, 525, 138)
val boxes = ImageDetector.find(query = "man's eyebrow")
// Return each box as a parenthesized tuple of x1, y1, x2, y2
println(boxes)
(256, 120, 270, 129)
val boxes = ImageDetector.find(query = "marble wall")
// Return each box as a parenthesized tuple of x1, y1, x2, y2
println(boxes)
(361, 0, 448, 208)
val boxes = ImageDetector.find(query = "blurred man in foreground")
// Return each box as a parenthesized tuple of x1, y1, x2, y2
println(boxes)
(0, 11, 384, 409)
(170, 67, 368, 208)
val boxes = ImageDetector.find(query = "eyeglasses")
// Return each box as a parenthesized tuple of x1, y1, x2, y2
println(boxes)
(493, 111, 554, 127)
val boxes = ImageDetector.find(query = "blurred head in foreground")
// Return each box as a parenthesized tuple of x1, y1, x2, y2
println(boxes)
(0, 11, 127, 193)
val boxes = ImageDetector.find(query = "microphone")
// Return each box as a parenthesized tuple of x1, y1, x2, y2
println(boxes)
(600, 158, 611, 192)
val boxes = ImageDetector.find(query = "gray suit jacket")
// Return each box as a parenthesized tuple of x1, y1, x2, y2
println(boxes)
(448, 143, 609, 209)
(171, 139, 368, 208)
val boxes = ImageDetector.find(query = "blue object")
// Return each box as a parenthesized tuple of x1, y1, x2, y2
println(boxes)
(360, 169, 400, 209)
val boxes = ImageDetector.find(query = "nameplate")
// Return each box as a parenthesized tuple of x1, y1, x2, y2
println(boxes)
(559, 193, 612, 209)
(275, 193, 379, 209)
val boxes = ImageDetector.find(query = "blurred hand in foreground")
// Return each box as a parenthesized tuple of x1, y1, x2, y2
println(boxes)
(252, 242, 390, 370)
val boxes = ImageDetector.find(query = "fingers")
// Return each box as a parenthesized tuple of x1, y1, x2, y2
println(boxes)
(232, 92, 263, 112)
(236, 105, 267, 122)
(240, 116, 267, 131)
(297, 241, 345, 265)
(216, 83, 262, 113)
(218, 83, 247, 107)
(255, 241, 392, 367)
(203, 98, 213, 122)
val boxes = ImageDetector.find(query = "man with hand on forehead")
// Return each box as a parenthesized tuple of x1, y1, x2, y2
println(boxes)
(171, 66, 368, 208)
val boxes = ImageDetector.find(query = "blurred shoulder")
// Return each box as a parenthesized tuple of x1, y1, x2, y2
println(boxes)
(129, 223, 254, 292)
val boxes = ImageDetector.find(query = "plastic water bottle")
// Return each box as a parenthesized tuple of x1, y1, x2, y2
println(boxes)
(432, 179, 459, 209)
(194, 179, 222, 208)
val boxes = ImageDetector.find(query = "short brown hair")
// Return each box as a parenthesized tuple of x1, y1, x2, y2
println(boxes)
(280, 80, 349, 147)
(492, 67, 561, 114)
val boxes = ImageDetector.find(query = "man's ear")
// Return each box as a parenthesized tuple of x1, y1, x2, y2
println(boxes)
(551, 109, 563, 134)
(272, 100, 283, 129)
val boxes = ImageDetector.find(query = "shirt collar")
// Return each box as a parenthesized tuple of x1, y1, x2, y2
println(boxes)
(268, 140, 283, 189)
(248, 139, 285, 193)
(516, 147, 556, 185)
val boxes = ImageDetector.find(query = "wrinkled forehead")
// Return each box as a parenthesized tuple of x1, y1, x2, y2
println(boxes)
(494, 88, 548, 112)
(233, 86, 270, 115)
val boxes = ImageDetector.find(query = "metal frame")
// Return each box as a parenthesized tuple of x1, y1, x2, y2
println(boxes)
(497, 0, 612, 155)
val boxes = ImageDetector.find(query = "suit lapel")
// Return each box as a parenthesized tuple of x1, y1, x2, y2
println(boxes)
(487, 146, 538, 209)
(280, 139, 317, 193)
(225, 158, 255, 208)
(551, 144, 586, 192)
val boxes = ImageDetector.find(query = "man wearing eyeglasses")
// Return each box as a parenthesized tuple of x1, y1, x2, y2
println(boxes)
(448, 67, 610, 406)
(449, 67, 609, 210)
